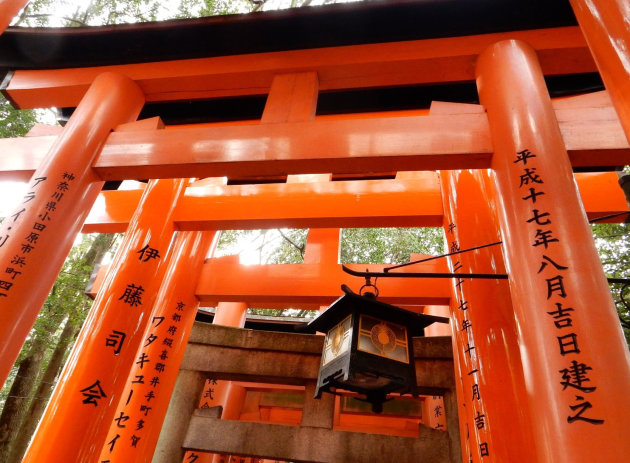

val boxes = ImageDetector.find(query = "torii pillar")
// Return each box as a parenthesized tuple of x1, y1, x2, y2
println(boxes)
(0, 72, 144, 388)
(569, 0, 630, 141)
(98, 230, 217, 463)
(477, 40, 630, 462)
(0, 0, 29, 33)
(23, 178, 188, 462)
(440, 168, 537, 462)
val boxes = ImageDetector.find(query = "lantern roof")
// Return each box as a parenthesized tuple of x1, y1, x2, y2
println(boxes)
(303, 288, 448, 337)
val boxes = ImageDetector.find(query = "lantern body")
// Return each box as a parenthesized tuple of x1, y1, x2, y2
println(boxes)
(305, 290, 447, 413)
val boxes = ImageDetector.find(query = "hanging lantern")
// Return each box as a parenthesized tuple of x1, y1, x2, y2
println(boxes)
(303, 285, 448, 413)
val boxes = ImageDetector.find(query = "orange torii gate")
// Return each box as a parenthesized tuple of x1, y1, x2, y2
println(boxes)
(0, 1, 629, 462)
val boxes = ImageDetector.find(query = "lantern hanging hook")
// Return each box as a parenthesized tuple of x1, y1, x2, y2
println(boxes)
(359, 268, 379, 298)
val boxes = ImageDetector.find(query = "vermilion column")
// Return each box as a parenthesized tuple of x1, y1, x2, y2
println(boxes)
(441, 169, 537, 462)
(22, 178, 188, 463)
(477, 40, 630, 462)
(97, 230, 217, 463)
(569, 0, 630, 142)
(213, 301, 248, 327)
(0, 72, 144, 387)
(0, 0, 28, 32)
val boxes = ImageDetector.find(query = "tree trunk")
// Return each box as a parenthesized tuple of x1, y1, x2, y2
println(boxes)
(82, 233, 117, 269)
(0, 338, 46, 460)
(8, 319, 79, 463)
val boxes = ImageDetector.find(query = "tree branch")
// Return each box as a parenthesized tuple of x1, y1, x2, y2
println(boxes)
(278, 229, 305, 258)
(20, 14, 88, 27)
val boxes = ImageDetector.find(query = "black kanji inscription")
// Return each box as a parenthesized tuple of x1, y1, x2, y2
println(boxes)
(568, 395, 604, 425)
(557, 333, 581, 356)
(559, 360, 596, 393)
(80, 380, 107, 406)
(137, 244, 161, 262)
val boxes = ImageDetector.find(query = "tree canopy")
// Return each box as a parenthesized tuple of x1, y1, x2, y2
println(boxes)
(0, 95, 36, 138)
(9, 0, 348, 27)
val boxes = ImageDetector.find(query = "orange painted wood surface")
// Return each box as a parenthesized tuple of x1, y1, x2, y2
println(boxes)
(4, 27, 594, 109)
(98, 231, 216, 463)
(83, 176, 443, 232)
(79, 172, 627, 233)
(570, 0, 630, 142)
(0, 108, 627, 182)
(0, 0, 27, 32)
(87, 257, 451, 309)
(0, 72, 144, 388)
(478, 39, 630, 463)
(441, 169, 537, 462)
(194, 259, 451, 308)
(22, 179, 187, 463)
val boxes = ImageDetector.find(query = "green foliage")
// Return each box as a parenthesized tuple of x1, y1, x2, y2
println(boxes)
(247, 307, 316, 318)
(341, 227, 443, 264)
(592, 222, 630, 344)
(186, 0, 254, 17)
(0, 96, 36, 138)
(217, 228, 307, 264)
(11, 0, 257, 27)
(218, 227, 445, 266)
(34, 235, 100, 337)
(14, 0, 164, 26)
(10, 0, 346, 27)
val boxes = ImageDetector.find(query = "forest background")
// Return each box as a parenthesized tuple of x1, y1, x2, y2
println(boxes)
(0, 1, 627, 462)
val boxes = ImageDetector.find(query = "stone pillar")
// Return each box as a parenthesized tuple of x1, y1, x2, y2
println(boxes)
(187, 301, 249, 463)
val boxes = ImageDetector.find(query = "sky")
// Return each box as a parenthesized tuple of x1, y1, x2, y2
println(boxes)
(0, 181, 27, 217)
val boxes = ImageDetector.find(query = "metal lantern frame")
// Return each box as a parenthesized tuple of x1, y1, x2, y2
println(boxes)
(303, 287, 448, 413)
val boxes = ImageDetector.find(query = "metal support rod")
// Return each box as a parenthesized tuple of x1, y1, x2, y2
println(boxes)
(342, 265, 629, 285)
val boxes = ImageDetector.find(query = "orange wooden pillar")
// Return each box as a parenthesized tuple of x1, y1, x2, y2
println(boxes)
(97, 230, 217, 463)
(440, 169, 537, 462)
(0, 0, 28, 32)
(22, 178, 188, 463)
(213, 301, 249, 327)
(0, 72, 143, 388)
(477, 40, 630, 462)
(569, 0, 630, 142)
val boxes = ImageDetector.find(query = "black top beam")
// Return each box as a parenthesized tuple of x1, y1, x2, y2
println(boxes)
(0, 0, 577, 70)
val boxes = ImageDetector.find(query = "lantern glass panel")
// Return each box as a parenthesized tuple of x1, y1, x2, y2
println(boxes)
(357, 314, 409, 363)
(322, 314, 353, 365)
